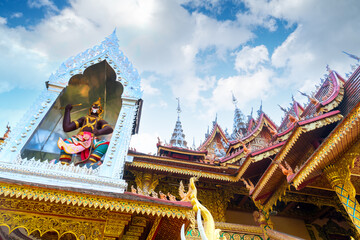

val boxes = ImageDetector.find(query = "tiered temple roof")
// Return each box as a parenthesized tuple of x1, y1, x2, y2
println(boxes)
(126, 63, 360, 238)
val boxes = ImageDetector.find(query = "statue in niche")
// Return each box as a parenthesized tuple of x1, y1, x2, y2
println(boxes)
(57, 97, 113, 166)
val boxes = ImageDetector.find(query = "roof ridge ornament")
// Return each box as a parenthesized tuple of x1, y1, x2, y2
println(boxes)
(257, 100, 263, 116)
(278, 104, 288, 114)
(326, 64, 333, 74)
(249, 107, 253, 119)
(213, 113, 218, 126)
(342, 51, 360, 62)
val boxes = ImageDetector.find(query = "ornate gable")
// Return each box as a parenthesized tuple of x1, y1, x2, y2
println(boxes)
(0, 30, 142, 194)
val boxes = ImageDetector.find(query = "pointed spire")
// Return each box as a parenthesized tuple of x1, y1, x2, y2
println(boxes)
(247, 107, 253, 123)
(176, 97, 181, 117)
(232, 91, 238, 107)
(231, 94, 246, 140)
(205, 126, 210, 139)
(112, 28, 117, 36)
(192, 137, 196, 149)
(257, 100, 263, 116)
(170, 98, 187, 148)
(213, 113, 218, 126)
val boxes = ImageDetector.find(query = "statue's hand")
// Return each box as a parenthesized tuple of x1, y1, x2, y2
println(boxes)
(65, 104, 73, 112)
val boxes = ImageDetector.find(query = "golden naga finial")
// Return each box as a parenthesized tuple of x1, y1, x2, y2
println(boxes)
(180, 176, 225, 240)
(179, 181, 192, 201)
(240, 178, 255, 192)
(241, 141, 251, 155)
(131, 185, 137, 194)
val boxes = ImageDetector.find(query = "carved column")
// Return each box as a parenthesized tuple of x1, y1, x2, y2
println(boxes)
(132, 171, 163, 196)
(324, 152, 360, 234)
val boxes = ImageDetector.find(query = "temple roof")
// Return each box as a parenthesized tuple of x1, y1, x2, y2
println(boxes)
(250, 110, 343, 203)
(199, 123, 229, 151)
(125, 65, 360, 213)
(226, 112, 278, 156)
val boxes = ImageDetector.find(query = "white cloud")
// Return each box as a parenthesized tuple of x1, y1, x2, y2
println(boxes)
(10, 13, 23, 19)
(0, 17, 7, 25)
(261, 0, 360, 91)
(141, 75, 160, 96)
(210, 67, 273, 110)
(235, 45, 269, 72)
(130, 131, 159, 154)
(28, 0, 59, 12)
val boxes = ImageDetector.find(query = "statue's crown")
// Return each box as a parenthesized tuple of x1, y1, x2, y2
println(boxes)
(89, 97, 104, 117)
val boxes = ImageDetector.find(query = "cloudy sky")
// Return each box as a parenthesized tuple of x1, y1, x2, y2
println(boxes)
(0, 0, 359, 153)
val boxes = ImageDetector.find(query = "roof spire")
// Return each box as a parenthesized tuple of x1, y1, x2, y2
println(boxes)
(257, 100, 263, 116)
(232, 91, 238, 107)
(205, 125, 210, 139)
(213, 113, 218, 126)
(192, 137, 196, 149)
(231, 96, 246, 140)
(176, 97, 182, 117)
(170, 98, 187, 148)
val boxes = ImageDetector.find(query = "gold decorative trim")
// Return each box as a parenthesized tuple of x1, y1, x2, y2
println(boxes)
(130, 145, 282, 184)
(157, 146, 206, 157)
(263, 181, 289, 212)
(129, 154, 224, 170)
(222, 151, 245, 164)
(0, 182, 194, 221)
(215, 222, 263, 234)
(128, 161, 233, 181)
(0, 210, 105, 240)
(252, 146, 282, 162)
(319, 78, 344, 113)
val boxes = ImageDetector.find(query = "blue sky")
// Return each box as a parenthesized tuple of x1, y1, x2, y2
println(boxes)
(0, 0, 360, 153)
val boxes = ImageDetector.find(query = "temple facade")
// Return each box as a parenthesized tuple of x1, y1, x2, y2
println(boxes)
(0, 32, 360, 240)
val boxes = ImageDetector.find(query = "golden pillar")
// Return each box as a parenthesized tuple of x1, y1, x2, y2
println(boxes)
(324, 152, 360, 234)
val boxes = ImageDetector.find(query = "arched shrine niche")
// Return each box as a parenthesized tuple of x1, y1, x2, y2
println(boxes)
(21, 60, 123, 163)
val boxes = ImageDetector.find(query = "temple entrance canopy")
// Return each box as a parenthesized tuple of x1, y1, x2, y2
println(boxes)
(0, 30, 142, 193)
(22, 60, 123, 162)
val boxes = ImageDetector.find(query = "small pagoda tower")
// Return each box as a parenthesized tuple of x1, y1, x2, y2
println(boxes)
(170, 98, 188, 148)
(231, 93, 247, 140)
